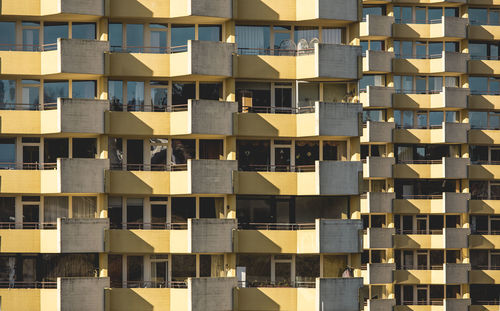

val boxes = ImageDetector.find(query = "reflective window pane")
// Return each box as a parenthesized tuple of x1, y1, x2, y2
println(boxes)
(199, 83, 222, 100)
(126, 24, 144, 53)
(72, 81, 96, 99)
(44, 81, 68, 104)
(469, 8, 488, 25)
(236, 25, 271, 54)
(0, 138, 16, 168)
(109, 80, 123, 111)
(0, 22, 16, 51)
(22, 85, 40, 110)
(198, 25, 221, 42)
(72, 23, 96, 40)
(172, 82, 195, 107)
(151, 87, 168, 112)
(171, 25, 194, 52)
(109, 23, 123, 51)
(23, 28, 39, 51)
(470, 111, 488, 129)
(44, 22, 68, 45)
(0, 80, 16, 109)
(150, 31, 167, 53)
(127, 81, 144, 111)
(429, 111, 444, 127)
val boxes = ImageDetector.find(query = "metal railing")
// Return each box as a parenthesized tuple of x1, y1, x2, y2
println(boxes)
(0, 281, 57, 288)
(0, 162, 57, 170)
(110, 163, 188, 171)
(110, 45, 188, 54)
(395, 53, 444, 59)
(0, 103, 41, 111)
(402, 299, 444, 306)
(470, 55, 500, 60)
(400, 194, 444, 200)
(237, 281, 316, 288)
(118, 222, 188, 230)
(400, 265, 444, 270)
(0, 222, 57, 229)
(110, 103, 189, 112)
(237, 47, 315, 56)
(238, 164, 316, 172)
(239, 105, 315, 114)
(118, 281, 188, 288)
(0, 43, 57, 51)
(397, 159, 443, 164)
(395, 18, 443, 24)
(237, 223, 316, 230)
(397, 229, 444, 235)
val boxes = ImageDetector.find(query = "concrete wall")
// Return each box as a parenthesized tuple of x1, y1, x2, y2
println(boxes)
(316, 219, 363, 253)
(444, 263, 470, 284)
(364, 15, 394, 37)
(443, 157, 470, 179)
(365, 86, 394, 108)
(317, 44, 361, 80)
(58, 277, 109, 311)
(316, 102, 362, 137)
(443, 17, 467, 39)
(57, 218, 109, 253)
(188, 218, 236, 253)
(444, 299, 471, 311)
(316, 277, 363, 311)
(58, 98, 109, 134)
(443, 87, 469, 109)
(364, 157, 395, 178)
(362, 121, 394, 143)
(57, 158, 110, 193)
(188, 277, 236, 311)
(316, 161, 362, 195)
(189, 100, 237, 136)
(365, 50, 393, 73)
(443, 192, 470, 213)
(443, 51, 469, 74)
(367, 299, 395, 311)
(189, 41, 236, 77)
(367, 228, 394, 249)
(58, 39, 109, 75)
(188, 160, 237, 194)
(368, 263, 395, 284)
(190, 0, 232, 18)
(366, 192, 395, 213)
(443, 122, 470, 143)
(444, 228, 470, 249)
(60, 0, 104, 15)
(318, 0, 358, 22)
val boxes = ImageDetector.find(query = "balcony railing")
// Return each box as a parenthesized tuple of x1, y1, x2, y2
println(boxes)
(395, 18, 443, 24)
(237, 280, 316, 288)
(397, 159, 443, 164)
(0, 222, 57, 229)
(0, 162, 57, 170)
(400, 265, 444, 270)
(402, 299, 444, 306)
(110, 45, 188, 54)
(116, 281, 188, 288)
(0, 281, 57, 288)
(110, 103, 188, 112)
(239, 105, 315, 114)
(110, 163, 188, 171)
(395, 53, 444, 59)
(470, 55, 500, 60)
(396, 229, 444, 235)
(401, 194, 444, 199)
(237, 47, 315, 56)
(237, 223, 316, 230)
(0, 43, 57, 51)
(116, 222, 188, 230)
(472, 265, 500, 270)
(238, 164, 316, 172)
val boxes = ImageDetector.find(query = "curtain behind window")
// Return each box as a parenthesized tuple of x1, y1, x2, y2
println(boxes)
(44, 197, 68, 223)
(72, 197, 97, 218)
(322, 28, 342, 44)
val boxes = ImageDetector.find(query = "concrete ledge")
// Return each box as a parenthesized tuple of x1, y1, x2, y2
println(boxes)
(57, 218, 109, 253)
(443, 157, 470, 179)
(189, 100, 237, 135)
(316, 277, 363, 311)
(364, 50, 394, 72)
(362, 121, 395, 143)
(58, 98, 109, 134)
(188, 159, 237, 194)
(60, 0, 104, 15)
(367, 263, 395, 284)
(444, 228, 470, 249)
(188, 277, 237, 311)
(443, 87, 469, 109)
(443, 122, 470, 143)
(316, 44, 361, 80)
(366, 228, 395, 249)
(316, 161, 362, 195)
(316, 219, 363, 253)
(443, 51, 469, 73)
(361, 15, 394, 37)
(444, 263, 470, 284)
(364, 157, 395, 178)
(443, 16, 468, 38)
(57, 158, 110, 193)
(361, 86, 394, 108)
(367, 299, 396, 311)
(316, 102, 362, 137)
(190, 0, 232, 18)
(58, 277, 109, 311)
(188, 218, 236, 253)
(318, 0, 358, 21)
(443, 192, 470, 213)
(58, 39, 109, 75)
(363, 192, 395, 213)
(443, 298, 471, 311)
(189, 40, 236, 77)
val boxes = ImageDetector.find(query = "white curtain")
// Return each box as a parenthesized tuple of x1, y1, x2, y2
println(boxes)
(72, 197, 97, 218)
(236, 26, 268, 52)
(44, 197, 68, 223)
(322, 28, 342, 44)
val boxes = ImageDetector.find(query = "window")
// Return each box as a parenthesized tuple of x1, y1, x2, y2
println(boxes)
(294, 26, 319, 44)
(127, 256, 144, 286)
(149, 24, 168, 53)
(0, 138, 16, 169)
(22, 21, 40, 51)
(469, 8, 500, 25)
(150, 138, 168, 171)
(171, 197, 195, 223)
(72, 197, 97, 218)
(108, 197, 122, 229)
(127, 139, 144, 170)
(359, 75, 385, 92)
(469, 41, 499, 60)
(72, 138, 97, 158)
(126, 81, 145, 111)
(199, 140, 223, 160)
(109, 23, 123, 51)
(150, 81, 168, 111)
(43, 197, 69, 225)
(72, 80, 96, 99)
(363, 110, 385, 123)
(126, 24, 144, 53)
(109, 80, 123, 110)
(0, 22, 16, 50)
(43, 80, 68, 104)
(198, 25, 221, 41)
(470, 111, 500, 129)
(44, 22, 68, 46)
(0, 80, 16, 109)
(199, 83, 222, 100)
(236, 82, 271, 111)
(109, 80, 145, 111)
(72, 23, 96, 40)
(235, 25, 270, 55)
(171, 25, 194, 52)
(322, 27, 343, 44)
(0, 197, 15, 228)
(127, 198, 143, 228)
(362, 6, 385, 19)
(172, 82, 195, 107)
(171, 139, 195, 164)
(470, 77, 500, 95)
(44, 138, 68, 163)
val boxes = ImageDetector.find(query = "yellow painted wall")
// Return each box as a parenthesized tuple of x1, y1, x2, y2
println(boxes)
(0, 289, 42, 311)
(394, 270, 444, 284)
(0, 51, 41, 75)
(235, 0, 296, 21)
(109, 230, 170, 253)
(107, 112, 171, 136)
(393, 234, 444, 249)
(237, 287, 299, 311)
(108, 53, 171, 77)
(0, 230, 41, 252)
(469, 60, 500, 75)
(393, 199, 444, 214)
(39, 289, 57, 311)
(469, 200, 500, 214)
(40, 170, 59, 193)
(0, 111, 41, 134)
(108, 288, 172, 311)
(39, 230, 58, 253)
(236, 55, 296, 80)
(40, 110, 59, 134)
(0, 0, 41, 15)
(469, 129, 500, 145)
(469, 270, 500, 284)
(468, 95, 500, 110)
(469, 164, 500, 180)
(109, 0, 170, 19)
(107, 171, 172, 195)
(469, 235, 500, 249)
(469, 25, 500, 41)
(236, 113, 297, 137)
(0, 170, 41, 193)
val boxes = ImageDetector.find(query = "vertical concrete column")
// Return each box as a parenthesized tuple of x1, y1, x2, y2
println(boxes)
(99, 18, 108, 41)
(226, 195, 236, 219)
(98, 194, 108, 218)
(350, 196, 360, 219)
(99, 253, 108, 277)
(349, 137, 360, 161)
(98, 135, 108, 159)
(225, 253, 236, 277)
(225, 78, 236, 102)
(225, 137, 237, 160)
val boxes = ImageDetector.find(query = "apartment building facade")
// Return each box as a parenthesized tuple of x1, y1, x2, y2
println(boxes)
(0, 0, 497, 310)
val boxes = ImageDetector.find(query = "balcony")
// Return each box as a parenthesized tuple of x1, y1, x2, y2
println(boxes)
(393, 299, 471, 311)
(235, 0, 358, 22)
(0, 218, 108, 253)
(470, 270, 500, 284)
(469, 25, 500, 41)
(394, 122, 470, 144)
(107, 159, 237, 195)
(470, 164, 500, 180)
(393, 17, 467, 39)
(468, 58, 500, 75)
(360, 86, 394, 108)
(366, 299, 396, 311)
(236, 102, 362, 138)
(0, 277, 109, 311)
(360, 15, 394, 38)
(469, 234, 500, 249)
(0, 98, 109, 135)
(109, 219, 236, 254)
(393, 52, 469, 74)
(365, 263, 395, 284)
(236, 43, 361, 80)
(394, 264, 470, 284)
(469, 93, 500, 110)
(1, 0, 104, 16)
(361, 121, 395, 143)
(393, 88, 469, 109)
(393, 157, 470, 179)
(235, 161, 362, 196)
(469, 199, 500, 214)
(237, 219, 363, 254)
(360, 192, 395, 213)
(469, 129, 500, 144)
(394, 228, 470, 249)
(363, 50, 394, 73)
(236, 278, 363, 311)
(363, 228, 395, 249)
(108, 40, 235, 78)
(393, 192, 470, 214)
(0, 39, 109, 76)
(363, 156, 395, 178)
(109, 0, 232, 19)
(0, 158, 109, 194)
(107, 100, 237, 136)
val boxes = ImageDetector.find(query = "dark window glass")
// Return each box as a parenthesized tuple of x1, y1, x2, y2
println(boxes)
(237, 140, 271, 171)
(172, 255, 196, 281)
(72, 23, 96, 40)
(44, 138, 68, 163)
(108, 197, 122, 229)
(126, 81, 144, 111)
(109, 255, 122, 287)
(127, 256, 143, 284)
(43, 80, 68, 104)
(72, 138, 97, 158)
(171, 139, 195, 164)
(0, 138, 15, 169)
(126, 24, 143, 53)
(199, 83, 222, 100)
(198, 25, 221, 42)
(199, 140, 223, 160)
(0, 197, 15, 226)
(127, 139, 144, 170)
(171, 197, 195, 223)
(172, 82, 195, 107)
(43, 22, 68, 45)
(0, 22, 16, 50)
(109, 23, 123, 51)
(171, 25, 194, 52)
(109, 80, 123, 110)
(72, 80, 96, 99)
